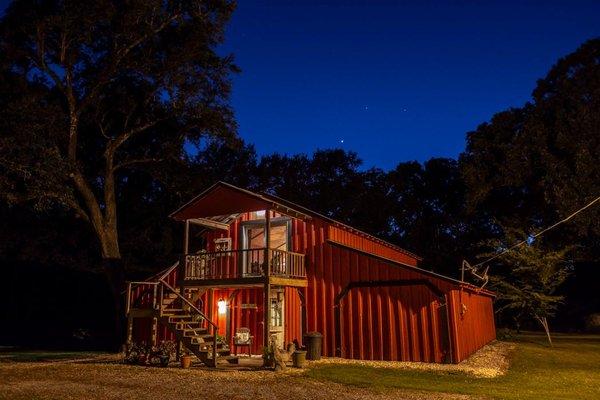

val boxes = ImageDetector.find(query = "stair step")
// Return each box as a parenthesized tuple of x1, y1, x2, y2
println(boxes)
(161, 308, 188, 315)
(190, 338, 214, 346)
(193, 347, 231, 354)
(174, 321, 202, 329)
(183, 329, 210, 337)
(167, 315, 193, 322)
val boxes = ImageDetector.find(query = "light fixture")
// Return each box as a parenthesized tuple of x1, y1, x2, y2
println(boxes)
(217, 298, 227, 314)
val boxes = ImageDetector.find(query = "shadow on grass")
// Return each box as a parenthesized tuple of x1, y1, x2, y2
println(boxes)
(0, 350, 106, 363)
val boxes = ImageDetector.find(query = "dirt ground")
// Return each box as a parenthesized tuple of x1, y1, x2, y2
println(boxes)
(0, 361, 481, 400)
(0, 342, 512, 400)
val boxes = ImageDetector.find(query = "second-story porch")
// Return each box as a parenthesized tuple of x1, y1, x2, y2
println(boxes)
(171, 182, 312, 289)
(181, 247, 307, 287)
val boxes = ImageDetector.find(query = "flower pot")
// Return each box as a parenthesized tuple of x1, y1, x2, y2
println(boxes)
(180, 355, 192, 369)
(292, 350, 307, 368)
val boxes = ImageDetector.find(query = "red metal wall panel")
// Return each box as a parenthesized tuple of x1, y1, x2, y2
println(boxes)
(327, 225, 419, 267)
(448, 289, 496, 362)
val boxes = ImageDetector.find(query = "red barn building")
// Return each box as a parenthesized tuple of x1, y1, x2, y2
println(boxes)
(126, 182, 495, 367)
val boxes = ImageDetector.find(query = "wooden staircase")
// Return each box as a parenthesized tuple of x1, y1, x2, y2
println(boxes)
(126, 268, 237, 368)
(158, 290, 235, 367)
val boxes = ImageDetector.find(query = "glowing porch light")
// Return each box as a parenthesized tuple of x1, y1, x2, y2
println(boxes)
(217, 298, 227, 314)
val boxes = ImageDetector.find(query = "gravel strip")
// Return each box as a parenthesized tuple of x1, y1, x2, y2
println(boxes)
(310, 340, 514, 378)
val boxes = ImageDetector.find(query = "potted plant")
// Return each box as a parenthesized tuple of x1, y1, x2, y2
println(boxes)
(262, 345, 274, 368)
(124, 341, 141, 365)
(216, 334, 229, 350)
(150, 341, 176, 367)
(136, 342, 150, 365)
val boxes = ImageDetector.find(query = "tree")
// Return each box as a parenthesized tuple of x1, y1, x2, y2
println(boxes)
(387, 158, 471, 276)
(461, 38, 600, 258)
(485, 230, 573, 346)
(256, 149, 365, 222)
(0, 0, 238, 344)
(460, 38, 600, 332)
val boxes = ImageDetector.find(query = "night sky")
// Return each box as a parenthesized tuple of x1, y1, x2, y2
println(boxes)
(223, 1, 600, 169)
(2, 1, 599, 169)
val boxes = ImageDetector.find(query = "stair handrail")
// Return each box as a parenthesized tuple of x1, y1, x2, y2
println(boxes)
(158, 278, 218, 367)
(158, 279, 217, 329)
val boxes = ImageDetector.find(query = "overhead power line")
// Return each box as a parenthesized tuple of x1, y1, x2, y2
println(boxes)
(473, 194, 600, 269)
(462, 194, 600, 288)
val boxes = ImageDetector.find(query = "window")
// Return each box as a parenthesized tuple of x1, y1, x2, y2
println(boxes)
(240, 218, 291, 275)
(270, 298, 283, 327)
(241, 220, 290, 250)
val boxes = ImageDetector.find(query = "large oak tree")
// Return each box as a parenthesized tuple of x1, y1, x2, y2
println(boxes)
(0, 0, 238, 341)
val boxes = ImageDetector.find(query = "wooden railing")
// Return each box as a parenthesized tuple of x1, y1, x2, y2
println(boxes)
(269, 249, 306, 278)
(183, 248, 306, 280)
(125, 281, 159, 314)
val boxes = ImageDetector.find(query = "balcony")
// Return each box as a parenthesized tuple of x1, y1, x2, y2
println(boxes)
(181, 248, 306, 287)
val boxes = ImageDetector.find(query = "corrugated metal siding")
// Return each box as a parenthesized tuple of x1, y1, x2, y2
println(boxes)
(448, 289, 496, 362)
(305, 241, 455, 362)
(211, 288, 264, 354)
(327, 225, 419, 267)
(284, 287, 303, 347)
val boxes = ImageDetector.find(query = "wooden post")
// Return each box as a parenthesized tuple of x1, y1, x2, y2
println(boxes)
(263, 209, 271, 348)
(151, 317, 158, 346)
(207, 288, 214, 321)
(125, 282, 132, 315)
(177, 221, 190, 361)
(126, 315, 134, 344)
(183, 219, 190, 254)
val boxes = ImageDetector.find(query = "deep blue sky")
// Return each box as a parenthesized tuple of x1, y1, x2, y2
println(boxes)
(2, 1, 599, 169)
(223, 1, 600, 169)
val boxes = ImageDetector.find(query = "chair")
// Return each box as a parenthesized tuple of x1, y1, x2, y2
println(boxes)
(233, 327, 253, 357)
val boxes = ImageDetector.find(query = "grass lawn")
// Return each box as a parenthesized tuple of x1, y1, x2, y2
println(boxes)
(306, 332, 600, 400)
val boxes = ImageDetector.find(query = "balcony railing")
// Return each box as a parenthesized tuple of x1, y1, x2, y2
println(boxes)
(182, 248, 306, 281)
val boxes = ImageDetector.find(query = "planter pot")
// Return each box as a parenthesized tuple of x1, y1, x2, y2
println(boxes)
(263, 357, 274, 368)
(159, 356, 170, 367)
(180, 355, 192, 369)
(292, 350, 307, 368)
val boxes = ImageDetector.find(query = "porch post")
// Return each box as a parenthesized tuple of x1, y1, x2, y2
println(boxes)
(177, 220, 190, 360)
(126, 315, 133, 344)
(183, 219, 190, 254)
(263, 209, 271, 348)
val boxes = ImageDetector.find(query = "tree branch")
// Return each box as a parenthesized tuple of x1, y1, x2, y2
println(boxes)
(113, 158, 163, 172)
(105, 117, 168, 157)
(79, 11, 182, 112)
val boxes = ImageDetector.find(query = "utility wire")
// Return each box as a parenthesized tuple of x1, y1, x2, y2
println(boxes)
(472, 194, 600, 269)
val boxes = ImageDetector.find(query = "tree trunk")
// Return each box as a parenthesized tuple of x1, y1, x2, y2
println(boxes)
(98, 226, 125, 351)
(536, 316, 553, 347)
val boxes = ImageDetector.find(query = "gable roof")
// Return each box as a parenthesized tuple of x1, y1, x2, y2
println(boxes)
(170, 181, 420, 260)
(169, 181, 312, 221)
(170, 182, 493, 296)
